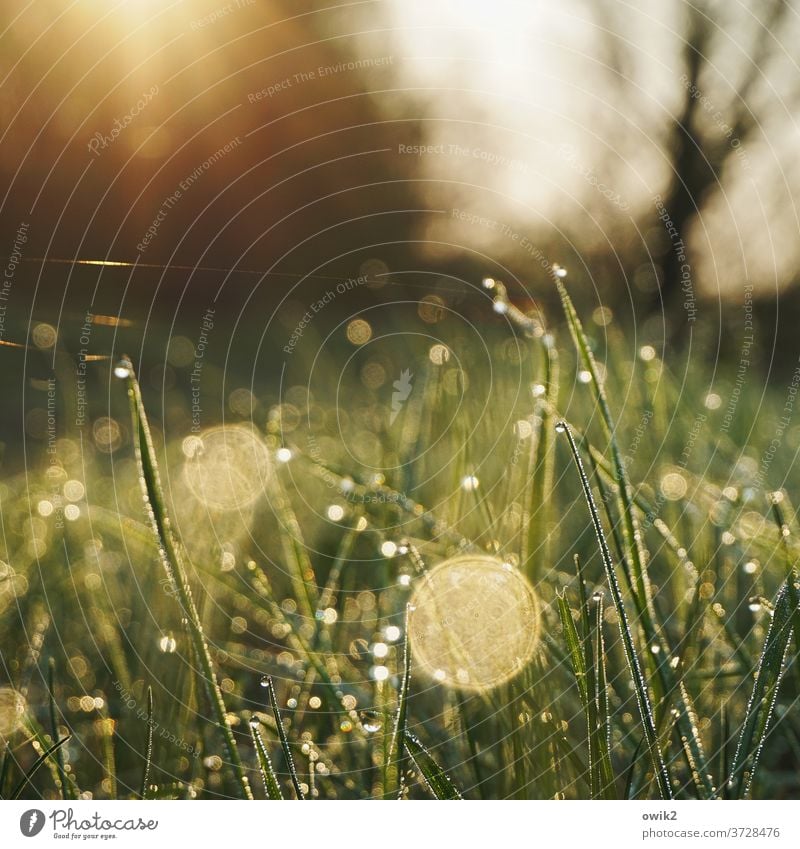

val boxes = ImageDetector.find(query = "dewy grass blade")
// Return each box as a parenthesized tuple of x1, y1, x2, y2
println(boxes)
(556, 280, 655, 616)
(405, 732, 463, 800)
(523, 336, 559, 578)
(729, 582, 795, 798)
(10, 735, 72, 800)
(557, 593, 593, 793)
(390, 607, 412, 799)
(555, 282, 713, 797)
(249, 718, 284, 800)
(119, 359, 253, 800)
(141, 687, 154, 800)
(48, 658, 71, 801)
(264, 675, 305, 800)
(558, 420, 672, 799)
(591, 591, 616, 799)
(768, 493, 800, 660)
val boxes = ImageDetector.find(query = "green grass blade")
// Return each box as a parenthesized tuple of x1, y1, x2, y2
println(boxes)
(523, 337, 559, 578)
(9, 735, 71, 800)
(0, 743, 11, 798)
(729, 582, 795, 798)
(390, 608, 412, 798)
(405, 732, 463, 799)
(556, 280, 654, 615)
(557, 593, 589, 707)
(591, 592, 616, 798)
(264, 675, 305, 799)
(48, 658, 71, 800)
(558, 420, 672, 799)
(555, 282, 714, 797)
(249, 720, 284, 800)
(141, 687, 154, 800)
(120, 359, 253, 800)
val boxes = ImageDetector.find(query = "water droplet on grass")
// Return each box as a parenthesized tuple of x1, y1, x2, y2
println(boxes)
(359, 710, 383, 733)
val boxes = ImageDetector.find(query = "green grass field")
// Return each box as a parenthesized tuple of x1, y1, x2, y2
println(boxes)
(1, 276, 798, 801)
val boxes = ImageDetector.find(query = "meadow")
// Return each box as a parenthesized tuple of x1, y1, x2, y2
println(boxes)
(0, 273, 798, 801)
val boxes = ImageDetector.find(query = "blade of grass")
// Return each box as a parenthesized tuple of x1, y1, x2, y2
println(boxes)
(591, 589, 616, 798)
(48, 658, 71, 800)
(0, 743, 12, 798)
(719, 701, 731, 800)
(555, 283, 713, 796)
(389, 608, 412, 799)
(557, 593, 593, 794)
(729, 581, 795, 798)
(264, 675, 305, 799)
(405, 732, 463, 799)
(120, 359, 252, 800)
(523, 335, 559, 579)
(556, 280, 655, 617)
(558, 420, 672, 799)
(249, 720, 283, 800)
(141, 687, 154, 800)
(9, 734, 71, 800)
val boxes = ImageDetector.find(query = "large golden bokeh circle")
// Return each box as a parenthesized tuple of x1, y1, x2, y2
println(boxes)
(182, 425, 271, 511)
(408, 555, 540, 691)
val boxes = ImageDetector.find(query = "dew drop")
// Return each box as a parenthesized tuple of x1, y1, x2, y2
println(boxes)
(113, 360, 132, 379)
(158, 634, 177, 654)
(492, 299, 508, 314)
(359, 711, 383, 733)
(259, 675, 270, 688)
(748, 599, 761, 613)
(555, 422, 566, 433)
(460, 474, 480, 492)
